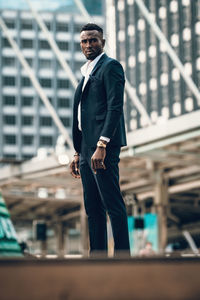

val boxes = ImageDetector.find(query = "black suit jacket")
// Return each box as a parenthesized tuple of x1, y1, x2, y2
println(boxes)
(72, 54, 127, 153)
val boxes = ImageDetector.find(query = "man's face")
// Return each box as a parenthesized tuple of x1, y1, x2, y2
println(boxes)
(80, 30, 105, 61)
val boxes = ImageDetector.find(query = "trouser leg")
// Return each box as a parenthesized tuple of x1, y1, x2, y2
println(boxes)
(95, 146, 130, 254)
(80, 145, 107, 253)
(80, 141, 130, 255)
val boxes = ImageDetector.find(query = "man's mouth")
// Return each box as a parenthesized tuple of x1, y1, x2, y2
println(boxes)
(86, 50, 93, 54)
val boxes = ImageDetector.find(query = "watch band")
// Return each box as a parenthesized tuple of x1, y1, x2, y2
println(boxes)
(97, 140, 107, 148)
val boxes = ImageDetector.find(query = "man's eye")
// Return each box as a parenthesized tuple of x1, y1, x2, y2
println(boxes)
(81, 38, 97, 44)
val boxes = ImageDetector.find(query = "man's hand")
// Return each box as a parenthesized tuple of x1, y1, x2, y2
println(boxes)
(70, 154, 81, 179)
(91, 147, 106, 174)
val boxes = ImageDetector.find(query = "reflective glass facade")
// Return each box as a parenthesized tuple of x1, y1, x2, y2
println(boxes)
(114, 0, 200, 130)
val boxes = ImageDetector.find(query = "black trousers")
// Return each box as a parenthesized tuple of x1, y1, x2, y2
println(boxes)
(80, 138, 130, 255)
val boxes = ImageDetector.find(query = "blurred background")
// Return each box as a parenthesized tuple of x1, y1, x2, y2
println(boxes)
(0, 0, 200, 258)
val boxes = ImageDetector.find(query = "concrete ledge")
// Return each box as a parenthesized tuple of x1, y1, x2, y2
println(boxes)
(0, 257, 200, 300)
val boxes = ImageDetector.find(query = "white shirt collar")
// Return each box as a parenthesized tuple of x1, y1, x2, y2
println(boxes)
(81, 52, 105, 77)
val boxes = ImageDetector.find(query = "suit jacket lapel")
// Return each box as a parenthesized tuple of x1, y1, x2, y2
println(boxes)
(90, 53, 107, 76)
(81, 54, 107, 96)
(74, 77, 84, 108)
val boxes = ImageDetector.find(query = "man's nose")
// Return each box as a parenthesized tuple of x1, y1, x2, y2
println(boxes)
(86, 40, 92, 47)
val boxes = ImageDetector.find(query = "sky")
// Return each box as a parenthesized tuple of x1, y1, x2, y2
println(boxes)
(0, 0, 76, 11)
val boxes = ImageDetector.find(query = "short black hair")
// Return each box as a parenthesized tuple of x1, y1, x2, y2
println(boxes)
(80, 23, 103, 35)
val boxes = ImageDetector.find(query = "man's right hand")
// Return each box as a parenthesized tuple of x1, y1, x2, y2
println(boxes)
(70, 154, 81, 179)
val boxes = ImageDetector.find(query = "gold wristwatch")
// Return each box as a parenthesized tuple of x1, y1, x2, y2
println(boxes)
(97, 140, 107, 148)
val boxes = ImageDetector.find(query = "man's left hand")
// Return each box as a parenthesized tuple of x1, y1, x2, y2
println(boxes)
(91, 147, 106, 174)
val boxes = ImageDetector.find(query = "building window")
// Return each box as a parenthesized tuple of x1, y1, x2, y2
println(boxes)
(39, 40, 50, 50)
(26, 58, 33, 67)
(58, 41, 69, 51)
(2, 38, 11, 48)
(3, 96, 16, 106)
(22, 96, 33, 106)
(118, 30, 125, 42)
(22, 116, 33, 126)
(3, 154, 16, 159)
(22, 135, 34, 145)
(23, 154, 33, 160)
(45, 22, 51, 30)
(40, 136, 53, 146)
(21, 39, 33, 49)
(21, 20, 33, 30)
(39, 97, 52, 106)
(5, 20, 15, 29)
(60, 117, 70, 127)
(3, 57, 15, 67)
(3, 76, 15, 86)
(75, 42, 81, 51)
(56, 22, 68, 32)
(40, 116, 52, 126)
(21, 77, 31, 87)
(57, 79, 69, 89)
(74, 24, 83, 33)
(4, 135, 16, 145)
(185, 97, 193, 112)
(4, 115, 16, 125)
(39, 59, 52, 69)
(39, 78, 52, 88)
(57, 61, 70, 70)
(58, 98, 70, 108)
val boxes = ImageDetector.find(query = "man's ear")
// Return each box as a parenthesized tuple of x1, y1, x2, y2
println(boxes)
(102, 39, 106, 48)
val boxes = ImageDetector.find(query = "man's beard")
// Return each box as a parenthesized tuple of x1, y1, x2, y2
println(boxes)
(85, 49, 102, 60)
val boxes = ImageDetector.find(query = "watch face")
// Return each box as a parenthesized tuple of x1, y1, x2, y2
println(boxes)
(97, 141, 106, 148)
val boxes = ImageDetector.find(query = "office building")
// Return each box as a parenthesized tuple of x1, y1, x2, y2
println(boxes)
(110, 0, 200, 131)
(0, 3, 103, 160)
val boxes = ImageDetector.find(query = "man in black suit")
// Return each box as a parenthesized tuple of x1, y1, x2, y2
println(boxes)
(70, 23, 130, 256)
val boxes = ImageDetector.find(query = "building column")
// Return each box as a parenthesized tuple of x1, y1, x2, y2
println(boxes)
(41, 240, 47, 257)
(154, 170, 168, 253)
(57, 222, 64, 257)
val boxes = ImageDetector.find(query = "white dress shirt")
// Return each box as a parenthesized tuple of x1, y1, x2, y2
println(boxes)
(78, 52, 110, 143)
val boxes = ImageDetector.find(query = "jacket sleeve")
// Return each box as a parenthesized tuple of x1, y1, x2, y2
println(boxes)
(100, 60, 125, 139)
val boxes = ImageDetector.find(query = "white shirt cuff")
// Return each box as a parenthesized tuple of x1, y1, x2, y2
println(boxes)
(100, 136, 110, 143)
